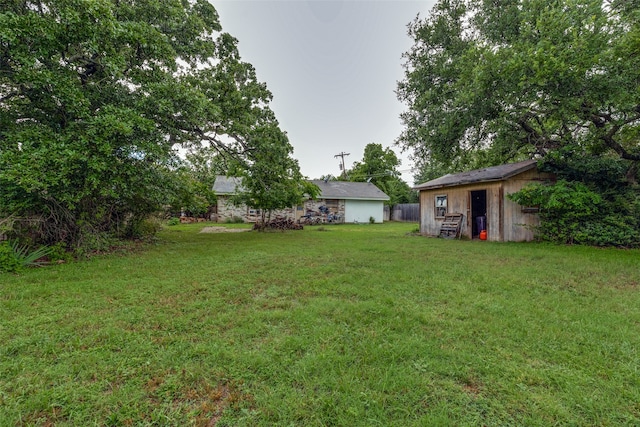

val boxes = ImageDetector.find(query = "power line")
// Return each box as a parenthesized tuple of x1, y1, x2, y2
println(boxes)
(364, 169, 418, 179)
(334, 151, 350, 179)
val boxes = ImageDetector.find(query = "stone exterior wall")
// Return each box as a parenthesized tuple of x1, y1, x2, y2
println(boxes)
(213, 196, 347, 224)
(213, 196, 296, 223)
(303, 198, 345, 221)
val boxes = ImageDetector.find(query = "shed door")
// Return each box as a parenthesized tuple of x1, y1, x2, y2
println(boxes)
(470, 190, 487, 238)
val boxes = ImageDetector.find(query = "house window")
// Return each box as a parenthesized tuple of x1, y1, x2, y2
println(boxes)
(325, 199, 339, 210)
(435, 195, 447, 218)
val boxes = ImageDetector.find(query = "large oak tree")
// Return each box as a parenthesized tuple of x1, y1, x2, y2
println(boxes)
(397, 0, 640, 181)
(0, 0, 302, 247)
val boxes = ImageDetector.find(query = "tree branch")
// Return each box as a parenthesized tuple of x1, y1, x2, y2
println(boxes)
(590, 112, 640, 161)
(0, 91, 20, 103)
(517, 112, 559, 154)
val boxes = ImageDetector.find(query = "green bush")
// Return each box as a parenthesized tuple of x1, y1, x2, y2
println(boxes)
(575, 216, 640, 247)
(225, 216, 244, 224)
(0, 240, 52, 273)
(0, 241, 21, 273)
(167, 217, 180, 226)
(124, 217, 163, 240)
(0, 215, 16, 237)
(509, 180, 640, 247)
(47, 242, 73, 264)
(74, 232, 118, 258)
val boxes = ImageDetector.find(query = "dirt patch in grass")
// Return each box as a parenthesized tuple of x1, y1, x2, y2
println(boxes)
(199, 227, 251, 233)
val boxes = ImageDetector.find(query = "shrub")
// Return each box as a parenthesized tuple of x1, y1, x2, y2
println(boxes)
(0, 215, 16, 237)
(509, 180, 640, 247)
(167, 217, 180, 226)
(74, 232, 118, 258)
(369, 216, 376, 224)
(0, 241, 21, 273)
(47, 242, 73, 264)
(0, 240, 52, 273)
(574, 216, 640, 247)
(225, 216, 244, 224)
(124, 217, 163, 239)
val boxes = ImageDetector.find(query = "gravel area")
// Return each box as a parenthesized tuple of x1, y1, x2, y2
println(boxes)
(199, 226, 251, 233)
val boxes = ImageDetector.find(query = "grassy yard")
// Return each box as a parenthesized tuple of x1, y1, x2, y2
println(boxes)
(1, 222, 639, 426)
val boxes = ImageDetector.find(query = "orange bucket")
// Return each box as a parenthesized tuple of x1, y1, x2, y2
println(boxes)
(479, 230, 487, 240)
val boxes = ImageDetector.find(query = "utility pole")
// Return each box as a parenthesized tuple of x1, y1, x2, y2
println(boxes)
(334, 151, 350, 179)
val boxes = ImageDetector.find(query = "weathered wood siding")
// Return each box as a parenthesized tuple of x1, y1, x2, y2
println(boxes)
(419, 182, 502, 241)
(502, 169, 554, 241)
(418, 168, 554, 242)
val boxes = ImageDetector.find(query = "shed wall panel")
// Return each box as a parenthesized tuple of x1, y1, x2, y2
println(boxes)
(419, 182, 502, 240)
(502, 170, 555, 241)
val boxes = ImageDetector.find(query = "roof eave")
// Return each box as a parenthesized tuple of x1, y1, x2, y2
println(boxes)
(413, 161, 538, 191)
(414, 177, 504, 191)
(497, 162, 538, 180)
(317, 195, 390, 201)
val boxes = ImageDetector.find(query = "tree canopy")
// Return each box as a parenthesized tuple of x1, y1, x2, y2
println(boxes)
(230, 120, 320, 228)
(0, 0, 304, 248)
(397, 0, 640, 182)
(347, 143, 416, 205)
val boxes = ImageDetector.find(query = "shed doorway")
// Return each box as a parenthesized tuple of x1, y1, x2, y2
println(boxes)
(470, 190, 487, 238)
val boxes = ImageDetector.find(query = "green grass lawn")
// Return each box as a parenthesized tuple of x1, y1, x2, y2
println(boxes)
(1, 222, 639, 426)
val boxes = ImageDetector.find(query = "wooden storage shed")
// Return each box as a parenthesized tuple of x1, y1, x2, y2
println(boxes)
(413, 160, 555, 242)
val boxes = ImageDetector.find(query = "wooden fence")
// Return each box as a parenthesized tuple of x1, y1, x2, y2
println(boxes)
(384, 204, 419, 222)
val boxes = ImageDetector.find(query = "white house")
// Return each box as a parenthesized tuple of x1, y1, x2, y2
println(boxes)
(307, 180, 389, 223)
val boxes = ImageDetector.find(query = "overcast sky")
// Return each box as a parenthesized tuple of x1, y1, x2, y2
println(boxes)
(213, 0, 436, 185)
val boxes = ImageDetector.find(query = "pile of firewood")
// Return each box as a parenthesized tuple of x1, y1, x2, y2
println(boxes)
(253, 217, 303, 231)
(179, 216, 207, 223)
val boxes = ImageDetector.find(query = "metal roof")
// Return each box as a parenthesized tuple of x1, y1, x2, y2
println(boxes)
(212, 176, 243, 195)
(413, 160, 538, 191)
(309, 180, 390, 201)
(213, 176, 390, 201)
